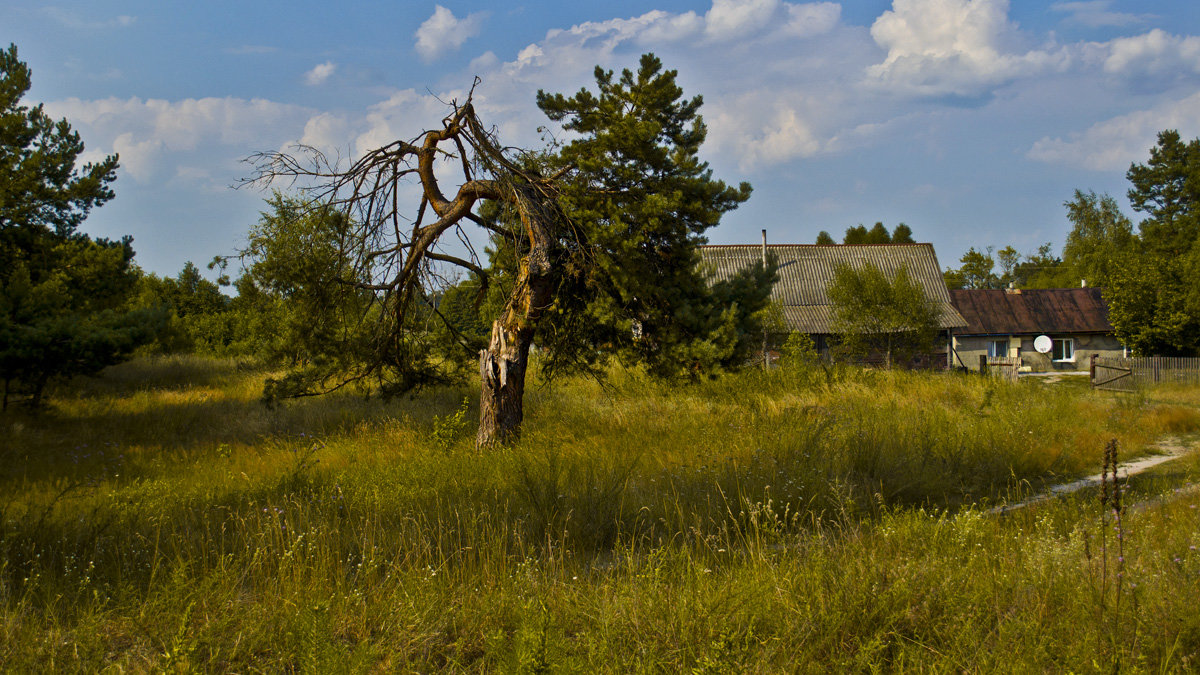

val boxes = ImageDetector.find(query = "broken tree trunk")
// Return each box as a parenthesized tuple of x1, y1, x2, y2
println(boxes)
(475, 200, 557, 448)
(477, 317, 534, 448)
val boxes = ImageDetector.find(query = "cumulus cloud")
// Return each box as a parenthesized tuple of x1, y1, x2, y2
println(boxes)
(460, 3, 858, 167)
(468, 51, 500, 73)
(1027, 91, 1200, 170)
(41, 0, 1200, 202)
(415, 5, 487, 62)
(44, 96, 314, 183)
(783, 3, 841, 38)
(705, 0, 780, 41)
(351, 89, 466, 158)
(705, 89, 845, 170)
(1103, 29, 1200, 78)
(866, 0, 1063, 97)
(634, 11, 705, 43)
(1050, 1, 1150, 29)
(702, 0, 839, 42)
(304, 61, 337, 86)
(295, 112, 353, 159)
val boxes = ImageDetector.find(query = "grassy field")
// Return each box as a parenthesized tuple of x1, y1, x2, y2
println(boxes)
(2, 356, 1200, 672)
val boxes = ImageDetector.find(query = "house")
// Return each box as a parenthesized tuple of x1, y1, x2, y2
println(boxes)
(699, 239, 967, 365)
(948, 287, 1125, 371)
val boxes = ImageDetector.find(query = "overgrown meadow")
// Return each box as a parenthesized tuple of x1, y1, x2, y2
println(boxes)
(3, 357, 1200, 672)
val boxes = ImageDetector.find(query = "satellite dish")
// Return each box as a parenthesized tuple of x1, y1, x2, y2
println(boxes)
(1034, 335, 1053, 354)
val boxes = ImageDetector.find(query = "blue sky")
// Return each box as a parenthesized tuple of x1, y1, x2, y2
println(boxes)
(5, 0, 1200, 278)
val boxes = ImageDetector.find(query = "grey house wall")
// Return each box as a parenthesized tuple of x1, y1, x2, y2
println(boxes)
(953, 333, 1126, 372)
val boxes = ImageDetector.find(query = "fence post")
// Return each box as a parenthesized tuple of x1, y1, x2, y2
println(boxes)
(979, 355, 988, 375)
(1090, 354, 1096, 382)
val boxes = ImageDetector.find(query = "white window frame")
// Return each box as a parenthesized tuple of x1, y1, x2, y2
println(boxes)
(987, 339, 1009, 358)
(1051, 338, 1075, 363)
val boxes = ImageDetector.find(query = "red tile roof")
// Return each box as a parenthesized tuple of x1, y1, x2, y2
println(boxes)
(949, 288, 1113, 335)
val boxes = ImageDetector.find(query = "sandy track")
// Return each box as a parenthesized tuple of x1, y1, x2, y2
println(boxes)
(990, 436, 1196, 515)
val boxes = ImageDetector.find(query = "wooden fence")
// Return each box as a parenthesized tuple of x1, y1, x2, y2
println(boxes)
(980, 355, 1020, 382)
(1091, 356, 1200, 391)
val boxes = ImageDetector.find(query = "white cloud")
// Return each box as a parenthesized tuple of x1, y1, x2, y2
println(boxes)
(704, 0, 780, 41)
(635, 11, 705, 44)
(866, 0, 1063, 97)
(110, 133, 165, 182)
(706, 90, 840, 169)
(468, 51, 500, 73)
(43, 8, 136, 29)
(1027, 91, 1200, 170)
(44, 96, 314, 184)
(1103, 29, 1200, 78)
(783, 3, 841, 38)
(353, 89, 464, 158)
(415, 5, 487, 62)
(295, 113, 353, 159)
(446, 3, 865, 169)
(304, 61, 337, 86)
(1050, 1, 1150, 29)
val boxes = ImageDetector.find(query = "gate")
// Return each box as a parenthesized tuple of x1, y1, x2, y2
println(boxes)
(1091, 355, 1200, 390)
(981, 355, 1020, 382)
(1091, 356, 1134, 391)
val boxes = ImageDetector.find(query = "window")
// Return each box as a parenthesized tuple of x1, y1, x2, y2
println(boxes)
(987, 339, 1009, 358)
(1052, 338, 1074, 362)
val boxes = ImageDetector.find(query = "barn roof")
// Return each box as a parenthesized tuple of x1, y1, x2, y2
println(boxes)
(699, 243, 967, 333)
(949, 288, 1113, 336)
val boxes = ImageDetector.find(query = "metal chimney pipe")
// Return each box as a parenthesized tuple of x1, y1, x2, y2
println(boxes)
(761, 229, 767, 267)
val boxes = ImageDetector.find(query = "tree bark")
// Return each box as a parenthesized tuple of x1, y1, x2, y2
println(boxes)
(477, 317, 535, 448)
(475, 200, 557, 448)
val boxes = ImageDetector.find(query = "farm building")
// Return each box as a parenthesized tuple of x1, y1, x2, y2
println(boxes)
(699, 240, 967, 365)
(948, 287, 1125, 372)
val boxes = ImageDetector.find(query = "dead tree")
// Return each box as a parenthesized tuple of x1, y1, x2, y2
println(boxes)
(245, 92, 569, 447)
(244, 56, 770, 447)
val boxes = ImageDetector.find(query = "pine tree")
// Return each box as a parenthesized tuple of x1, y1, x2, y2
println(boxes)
(0, 44, 159, 408)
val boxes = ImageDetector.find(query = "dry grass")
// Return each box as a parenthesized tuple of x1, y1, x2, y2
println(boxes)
(2, 356, 1199, 671)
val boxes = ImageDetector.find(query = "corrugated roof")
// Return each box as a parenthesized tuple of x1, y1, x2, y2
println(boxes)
(949, 288, 1113, 335)
(699, 243, 967, 333)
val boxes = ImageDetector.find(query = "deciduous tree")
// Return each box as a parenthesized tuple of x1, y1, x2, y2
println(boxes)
(944, 247, 998, 290)
(827, 262, 940, 368)
(1060, 190, 1134, 288)
(1103, 130, 1200, 355)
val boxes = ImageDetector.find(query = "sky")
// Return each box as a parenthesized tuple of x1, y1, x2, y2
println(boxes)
(5, 0, 1200, 280)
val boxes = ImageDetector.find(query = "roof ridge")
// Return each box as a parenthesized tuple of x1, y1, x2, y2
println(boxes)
(699, 242, 933, 248)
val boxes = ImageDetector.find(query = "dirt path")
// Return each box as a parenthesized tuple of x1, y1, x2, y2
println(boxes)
(990, 435, 1197, 515)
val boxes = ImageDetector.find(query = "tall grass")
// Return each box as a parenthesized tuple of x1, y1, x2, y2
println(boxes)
(1, 355, 1199, 670)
